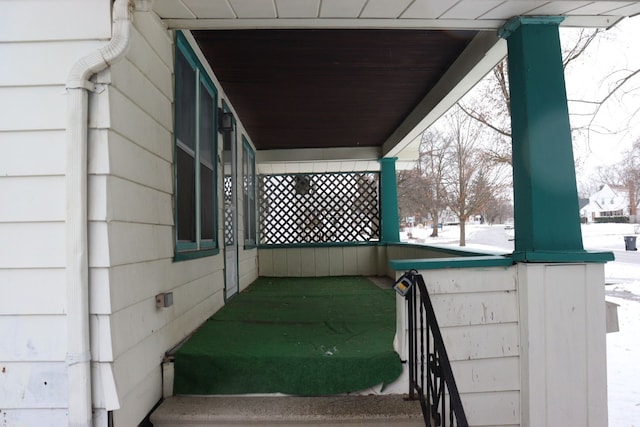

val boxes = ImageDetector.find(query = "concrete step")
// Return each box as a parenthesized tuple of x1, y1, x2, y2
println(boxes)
(150, 395, 425, 426)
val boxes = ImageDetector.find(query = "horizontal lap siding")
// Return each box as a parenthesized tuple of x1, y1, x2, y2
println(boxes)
(417, 266, 520, 426)
(0, 362, 68, 408)
(106, 12, 256, 426)
(258, 246, 380, 276)
(0, 269, 66, 315)
(0, 0, 111, 42)
(0, 2, 113, 419)
(0, 409, 69, 426)
(0, 131, 66, 176)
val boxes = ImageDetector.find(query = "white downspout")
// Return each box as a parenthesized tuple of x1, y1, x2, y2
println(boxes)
(65, 1, 132, 425)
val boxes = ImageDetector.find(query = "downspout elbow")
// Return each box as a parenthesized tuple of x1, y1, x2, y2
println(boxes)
(66, 0, 131, 90)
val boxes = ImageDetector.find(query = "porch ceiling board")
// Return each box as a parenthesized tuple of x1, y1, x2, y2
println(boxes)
(192, 29, 476, 152)
(155, 0, 635, 29)
(153, 0, 638, 166)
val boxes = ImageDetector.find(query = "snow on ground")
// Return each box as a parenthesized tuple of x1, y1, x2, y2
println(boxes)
(401, 222, 640, 426)
(608, 296, 640, 427)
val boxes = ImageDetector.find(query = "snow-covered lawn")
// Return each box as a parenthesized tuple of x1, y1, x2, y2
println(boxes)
(401, 222, 640, 426)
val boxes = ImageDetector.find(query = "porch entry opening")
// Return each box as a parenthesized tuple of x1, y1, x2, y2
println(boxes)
(259, 172, 380, 245)
(172, 276, 402, 395)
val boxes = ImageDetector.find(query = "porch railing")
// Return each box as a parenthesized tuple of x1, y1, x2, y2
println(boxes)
(395, 270, 468, 427)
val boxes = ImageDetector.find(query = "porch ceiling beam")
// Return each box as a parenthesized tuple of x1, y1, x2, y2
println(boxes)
(161, 16, 622, 31)
(256, 147, 381, 164)
(382, 30, 506, 160)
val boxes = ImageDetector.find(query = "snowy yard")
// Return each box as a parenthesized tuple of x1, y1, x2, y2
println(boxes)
(401, 222, 640, 426)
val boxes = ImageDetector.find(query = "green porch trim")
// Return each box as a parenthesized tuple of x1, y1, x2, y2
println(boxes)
(498, 16, 565, 39)
(174, 247, 220, 262)
(386, 242, 506, 257)
(389, 255, 513, 271)
(379, 157, 400, 243)
(511, 250, 614, 263)
(500, 16, 584, 256)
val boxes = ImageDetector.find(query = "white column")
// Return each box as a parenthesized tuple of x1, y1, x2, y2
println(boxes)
(517, 262, 608, 426)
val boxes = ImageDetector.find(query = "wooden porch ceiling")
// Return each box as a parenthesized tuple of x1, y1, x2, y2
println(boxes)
(154, 0, 639, 169)
(193, 29, 476, 152)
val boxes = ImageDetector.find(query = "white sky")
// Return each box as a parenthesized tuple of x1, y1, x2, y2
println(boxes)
(562, 15, 640, 180)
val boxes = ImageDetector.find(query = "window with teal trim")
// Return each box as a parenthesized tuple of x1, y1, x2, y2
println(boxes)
(174, 32, 218, 259)
(243, 137, 257, 248)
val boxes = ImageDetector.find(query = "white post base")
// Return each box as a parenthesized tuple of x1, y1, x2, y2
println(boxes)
(517, 262, 608, 427)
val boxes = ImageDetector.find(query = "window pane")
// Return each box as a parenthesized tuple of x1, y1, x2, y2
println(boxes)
(176, 51, 196, 151)
(199, 83, 215, 240)
(201, 165, 214, 240)
(199, 83, 214, 169)
(177, 147, 196, 242)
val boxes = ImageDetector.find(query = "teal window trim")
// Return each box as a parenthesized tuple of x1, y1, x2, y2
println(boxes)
(243, 136, 257, 249)
(174, 31, 219, 261)
(174, 248, 220, 262)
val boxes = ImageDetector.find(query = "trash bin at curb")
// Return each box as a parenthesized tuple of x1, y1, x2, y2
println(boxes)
(624, 235, 638, 251)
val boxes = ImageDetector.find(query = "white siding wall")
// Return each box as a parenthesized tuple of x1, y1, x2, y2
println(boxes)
(517, 262, 607, 427)
(0, 3, 259, 425)
(0, 0, 111, 424)
(258, 246, 382, 277)
(397, 266, 520, 427)
(258, 244, 470, 278)
(103, 12, 258, 426)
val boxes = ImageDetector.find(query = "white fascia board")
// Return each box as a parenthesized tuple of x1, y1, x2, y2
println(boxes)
(162, 18, 506, 30)
(161, 15, 623, 30)
(562, 15, 623, 29)
(256, 146, 381, 163)
(383, 31, 507, 160)
(256, 147, 382, 174)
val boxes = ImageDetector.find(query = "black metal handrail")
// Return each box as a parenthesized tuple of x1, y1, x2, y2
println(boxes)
(395, 270, 468, 427)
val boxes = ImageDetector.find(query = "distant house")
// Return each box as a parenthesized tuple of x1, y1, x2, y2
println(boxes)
(581, 184, 638, 222)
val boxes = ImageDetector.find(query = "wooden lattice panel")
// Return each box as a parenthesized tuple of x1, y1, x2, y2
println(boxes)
(259, 173, 380, 245)
(224, 175, 234, 246)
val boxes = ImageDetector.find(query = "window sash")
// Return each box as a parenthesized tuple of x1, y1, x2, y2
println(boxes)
(175, 32, 218, 256)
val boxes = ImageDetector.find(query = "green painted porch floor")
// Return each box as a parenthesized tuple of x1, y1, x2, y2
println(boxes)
(173, 276, 402, 396)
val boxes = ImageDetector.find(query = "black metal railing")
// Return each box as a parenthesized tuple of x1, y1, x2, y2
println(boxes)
(395, 270, 468, 427)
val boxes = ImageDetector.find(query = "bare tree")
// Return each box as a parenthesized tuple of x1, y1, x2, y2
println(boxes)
(483, 194, 513, 225)
(417, 130, 450, 237)
(397, 130, 450, 236)
(397, 169, 431, 225)
(458, 28, 616, 166)
(443, 105, 506, 245)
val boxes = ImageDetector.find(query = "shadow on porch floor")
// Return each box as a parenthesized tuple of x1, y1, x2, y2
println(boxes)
(172, 276, 402, 396)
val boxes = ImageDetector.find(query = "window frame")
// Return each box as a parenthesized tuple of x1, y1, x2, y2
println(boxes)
(174, 31, 219, 261)
(242, 136, 257, 248)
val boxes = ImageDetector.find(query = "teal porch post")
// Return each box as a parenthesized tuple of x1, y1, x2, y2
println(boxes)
(500, 17, 586, 261)
(379, 157, 400, 243)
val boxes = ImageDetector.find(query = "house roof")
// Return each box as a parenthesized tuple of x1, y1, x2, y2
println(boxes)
(152, 0, 640, 172)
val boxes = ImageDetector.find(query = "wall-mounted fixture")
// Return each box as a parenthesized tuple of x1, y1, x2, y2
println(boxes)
(218, 109, 234, 132)
(156, 292, 174, 308)
(393, 270, 416, 297)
